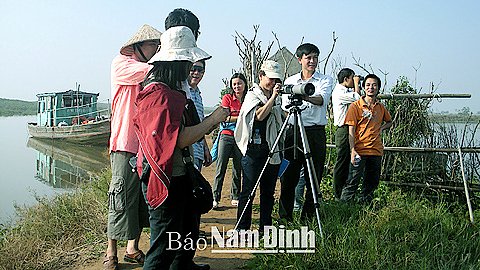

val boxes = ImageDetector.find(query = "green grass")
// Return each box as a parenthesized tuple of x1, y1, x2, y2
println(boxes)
(247, 190, 480, 270)
(0, 169, 111, 270)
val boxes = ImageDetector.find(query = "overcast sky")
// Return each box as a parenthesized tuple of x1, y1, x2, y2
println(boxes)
(1, 0, 479, 113)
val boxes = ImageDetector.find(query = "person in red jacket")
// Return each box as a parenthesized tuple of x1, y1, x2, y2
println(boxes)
(134, 26, 228, 270)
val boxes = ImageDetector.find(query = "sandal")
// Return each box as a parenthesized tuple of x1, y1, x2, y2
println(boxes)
(124, 250, 145, 265)
(231, 200, 239, 207)
(102, 255, 119, 270)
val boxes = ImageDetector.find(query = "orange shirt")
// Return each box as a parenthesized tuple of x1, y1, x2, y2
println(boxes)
(109, 54, 150, 154)
(344, 97, 391, 156)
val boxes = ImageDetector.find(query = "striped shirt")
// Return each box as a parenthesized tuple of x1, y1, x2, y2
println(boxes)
(189, 85, 205, 161)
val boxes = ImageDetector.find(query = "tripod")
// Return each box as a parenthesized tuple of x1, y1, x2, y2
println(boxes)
(234, 94, 325, 241)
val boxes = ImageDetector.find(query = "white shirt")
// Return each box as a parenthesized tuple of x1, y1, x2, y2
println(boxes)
(281, 71, 333, 126)
(331, 83, 361, 127)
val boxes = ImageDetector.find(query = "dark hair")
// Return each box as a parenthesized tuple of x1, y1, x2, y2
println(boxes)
(337, 68, 355, 84)
(296, 43, 319, 59)
(144, 61, 192, 91)
(362, 74, 381, 89)
(165, 8, 200, 40)
(229, 73, 248, 102)
(259, 70, 266, 77)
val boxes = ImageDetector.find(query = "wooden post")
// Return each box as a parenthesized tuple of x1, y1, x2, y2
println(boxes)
(458, 146, 475, 224)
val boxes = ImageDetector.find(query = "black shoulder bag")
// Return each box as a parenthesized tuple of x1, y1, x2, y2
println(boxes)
(182, 98, 213, 214)
(182, 147, 213, 214)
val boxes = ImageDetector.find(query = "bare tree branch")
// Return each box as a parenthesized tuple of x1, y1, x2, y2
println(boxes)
(323, 31, 338, 74)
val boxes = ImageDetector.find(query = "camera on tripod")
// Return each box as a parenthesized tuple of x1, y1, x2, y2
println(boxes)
(278, 82, 315, 96)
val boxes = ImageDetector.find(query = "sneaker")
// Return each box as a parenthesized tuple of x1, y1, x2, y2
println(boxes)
(213, 201, 218, 209)
(231, 200, 239, 207)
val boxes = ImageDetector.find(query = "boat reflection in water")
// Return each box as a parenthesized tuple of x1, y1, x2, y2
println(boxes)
(27, 137, 109, 188)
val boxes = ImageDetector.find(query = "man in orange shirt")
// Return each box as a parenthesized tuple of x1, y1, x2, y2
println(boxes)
(104, 25, 161, 270)
(340, 74, 392, 204)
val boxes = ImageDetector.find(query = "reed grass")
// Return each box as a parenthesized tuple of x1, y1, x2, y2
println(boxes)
(248, 189, 480, 269)
(0, 169, 111, 270)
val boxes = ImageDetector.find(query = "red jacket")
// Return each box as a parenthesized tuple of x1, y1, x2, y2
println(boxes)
(133, 82, 186, 209)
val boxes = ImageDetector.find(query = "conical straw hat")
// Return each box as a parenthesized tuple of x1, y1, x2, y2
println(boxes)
(120, 24, 162, 56)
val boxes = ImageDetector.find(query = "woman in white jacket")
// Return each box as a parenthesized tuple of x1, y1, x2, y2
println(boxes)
(234, 60, 285, 234)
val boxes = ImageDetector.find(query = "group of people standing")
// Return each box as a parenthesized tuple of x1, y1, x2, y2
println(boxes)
(104, 7, 392, 270)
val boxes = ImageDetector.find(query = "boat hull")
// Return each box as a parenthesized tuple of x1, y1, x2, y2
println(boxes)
(27, 119, 110, 146)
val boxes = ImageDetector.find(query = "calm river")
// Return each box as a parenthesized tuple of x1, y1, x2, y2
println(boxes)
(0, 115, 109, 224)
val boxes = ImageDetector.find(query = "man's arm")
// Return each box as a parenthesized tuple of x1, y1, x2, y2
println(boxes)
(203, 139, 212, 167)
(303, 95, 323, 105)
(348, 125, 360, 165)
(380, 120, 393, 133)
(302, 77, 333, 106)
(177, 107, 228, 149)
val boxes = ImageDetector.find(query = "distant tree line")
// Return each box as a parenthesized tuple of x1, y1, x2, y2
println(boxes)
(0, 98, 37, 116)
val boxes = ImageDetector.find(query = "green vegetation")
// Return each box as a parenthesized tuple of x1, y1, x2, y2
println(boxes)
(0, 98, 36, 116)
(248, 189, 480, 270)
(0, 169, 111, 270)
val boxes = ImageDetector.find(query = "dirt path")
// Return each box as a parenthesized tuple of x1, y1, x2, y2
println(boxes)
(79, 137, 281, 270)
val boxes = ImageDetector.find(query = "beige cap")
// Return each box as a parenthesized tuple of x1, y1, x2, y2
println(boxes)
(261, 60, 283, 80)
(120, 24, 162, 56)
(148, 26, 211, 64)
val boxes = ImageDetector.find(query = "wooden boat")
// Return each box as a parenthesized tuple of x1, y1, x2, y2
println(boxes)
(27, 88, 111, 145)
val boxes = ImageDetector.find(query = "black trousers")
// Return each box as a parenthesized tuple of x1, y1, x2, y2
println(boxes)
(279, 125, 326, 221)
(333, 126, 350, 199)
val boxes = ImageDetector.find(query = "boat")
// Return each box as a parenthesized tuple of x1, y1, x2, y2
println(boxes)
(27, 87, 111, 145)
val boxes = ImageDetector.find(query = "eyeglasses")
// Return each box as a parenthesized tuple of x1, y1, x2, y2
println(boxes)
(190, 65, 205, 73)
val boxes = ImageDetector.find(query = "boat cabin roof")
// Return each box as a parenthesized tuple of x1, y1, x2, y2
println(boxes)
(36, 89, 99, 99)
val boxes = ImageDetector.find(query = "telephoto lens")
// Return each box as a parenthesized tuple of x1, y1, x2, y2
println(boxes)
(278, 82, 315, 95)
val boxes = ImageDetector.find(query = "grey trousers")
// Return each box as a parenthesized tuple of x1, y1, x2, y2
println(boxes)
(212, 134, 242, 202)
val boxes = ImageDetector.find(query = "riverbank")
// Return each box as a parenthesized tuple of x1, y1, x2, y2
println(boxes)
(1, 136, 480, 269)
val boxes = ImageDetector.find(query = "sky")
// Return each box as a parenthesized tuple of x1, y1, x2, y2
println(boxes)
(1, 0, 479, 113)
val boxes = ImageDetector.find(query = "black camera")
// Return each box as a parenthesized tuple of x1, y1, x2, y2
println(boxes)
(278, 83, 315, 96)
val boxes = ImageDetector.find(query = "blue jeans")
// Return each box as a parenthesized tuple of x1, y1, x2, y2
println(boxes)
(294, 167, 306, 210)
(142, 175, 199, 270)
(340, 155, 382, 204)
(237, 144, 279, 232)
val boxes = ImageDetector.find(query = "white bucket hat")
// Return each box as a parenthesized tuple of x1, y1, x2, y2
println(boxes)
(148, 26, 211, 64)
(120, 24, 162, 56)
(261, 60, 283, 80)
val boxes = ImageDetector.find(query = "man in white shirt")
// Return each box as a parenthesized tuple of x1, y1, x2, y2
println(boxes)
(331, 68, 361, 200)
(279, 43, 333, 222)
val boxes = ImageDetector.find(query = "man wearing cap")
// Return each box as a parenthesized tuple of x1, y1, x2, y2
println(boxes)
(279, 43, 333, 223)
(103, 24, 161, 270)
(234, 60, 285, 234)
